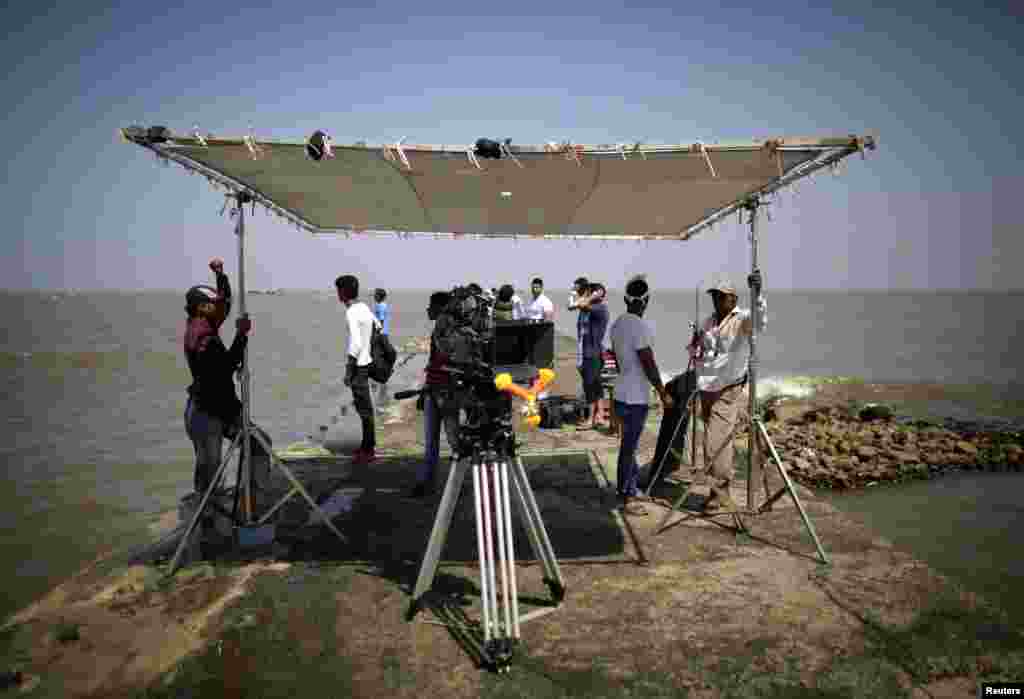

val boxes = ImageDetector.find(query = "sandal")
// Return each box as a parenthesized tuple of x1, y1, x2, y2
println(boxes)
(702, 495, 738, 515)
(620, 501, 649, 517)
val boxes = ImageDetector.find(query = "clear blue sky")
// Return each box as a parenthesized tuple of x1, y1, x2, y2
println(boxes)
(2, 0, 1020, 291)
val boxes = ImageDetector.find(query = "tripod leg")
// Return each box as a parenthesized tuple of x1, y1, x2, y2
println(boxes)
(510, 473, 546, 574)
(411, 457, 470, 607)
(646, 388, 698, 496)
(654, 480, 691, 536)
(499, 459, 520, 639)
(167, 436, 239, 576)
(253, 432, 348, 545)
(479, 459, 499, 640)
(492, 461, 512, 642)
(756, 420, 829, 564)
(510, 457, 564, 596)
(472, 461, 492, 644)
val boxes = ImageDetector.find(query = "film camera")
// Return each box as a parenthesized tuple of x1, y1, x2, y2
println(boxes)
(397, 285, 555, 450)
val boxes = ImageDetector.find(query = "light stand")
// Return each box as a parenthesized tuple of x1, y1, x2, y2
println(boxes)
(406, 419, 565, 672)
(166, 191, 349, 576)
(652, 196, 829, 564)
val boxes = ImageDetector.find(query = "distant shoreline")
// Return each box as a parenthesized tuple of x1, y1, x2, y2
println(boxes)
(4, 288, 1024, 295)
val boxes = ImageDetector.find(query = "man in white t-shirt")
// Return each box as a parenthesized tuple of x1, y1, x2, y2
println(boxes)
(522, 277, 554, 321)
(609, 275, 673, 516)
(336, 274, 379, 465)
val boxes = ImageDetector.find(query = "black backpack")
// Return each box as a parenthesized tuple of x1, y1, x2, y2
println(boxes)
(368, 323, 397, 384)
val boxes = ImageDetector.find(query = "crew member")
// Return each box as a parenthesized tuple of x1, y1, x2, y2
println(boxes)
(336, 274, 379, 465)
(372, 287, 391, 412)
(183, 258, 252, 500)
(493, 284, 518, 321)
(522, 277, 554, 321)
(609, 275, 673, 516)
(688, 271, 766, 513)
(373, 288, 391, 336)
(568, 276, 589, 311)
(575, 282, 610, 429)
(410, 291, 459, 497)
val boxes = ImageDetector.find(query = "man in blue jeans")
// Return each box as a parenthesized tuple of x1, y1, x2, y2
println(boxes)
(183, 259, 252, 539)
(409, 291, 458, 497)
(609, 275, 673, 516)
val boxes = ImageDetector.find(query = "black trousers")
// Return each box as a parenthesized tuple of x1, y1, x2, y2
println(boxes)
(349, 365, 376, 450)
(649, 369, 697, 487)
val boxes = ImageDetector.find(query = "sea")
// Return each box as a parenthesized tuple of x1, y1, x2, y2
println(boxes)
(2, 289, 1023, 622)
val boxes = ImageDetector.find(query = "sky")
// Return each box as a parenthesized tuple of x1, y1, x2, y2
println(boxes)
(2, 0, 1021, 292)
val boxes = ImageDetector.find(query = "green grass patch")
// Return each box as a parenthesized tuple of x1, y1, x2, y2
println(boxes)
(862, 592, 1024, 684)
(787, 376, 868, 388)
(53, 621, 80, 643)
(483, 646, 688, 698)
(0, 623, 32, 673)
(139, 564, 356, 698)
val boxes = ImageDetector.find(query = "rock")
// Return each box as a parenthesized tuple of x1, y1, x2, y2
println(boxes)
(0, 672, 22, 690)
(856, 445, 878, 460)
(955, 441, 979, 456)
(792, 457, 812, 472)
(859, 403, 894, 421)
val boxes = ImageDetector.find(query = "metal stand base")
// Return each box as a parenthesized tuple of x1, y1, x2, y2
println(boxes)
(652, 412, 829, 565)
(167, 430, 348, 576)
(407, 453, 565, 672)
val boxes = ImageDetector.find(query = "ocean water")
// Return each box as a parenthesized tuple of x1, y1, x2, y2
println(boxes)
(1, 289, 1023, 621)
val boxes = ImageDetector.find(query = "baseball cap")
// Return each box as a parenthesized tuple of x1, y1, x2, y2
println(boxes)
(706, 280, 738, 297)
(186, 285, 221, 308)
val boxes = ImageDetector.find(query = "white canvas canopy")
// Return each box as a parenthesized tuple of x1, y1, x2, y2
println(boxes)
(121, 128, 875, 240)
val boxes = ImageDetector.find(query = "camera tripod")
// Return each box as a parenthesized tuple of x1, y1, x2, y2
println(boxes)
(406, 420, 565, 672)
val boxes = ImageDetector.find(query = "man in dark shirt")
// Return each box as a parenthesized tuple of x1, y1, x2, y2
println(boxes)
(410, 291, 459, 497)
(575, 282, 610, 428)
(183, 258, 251, 497)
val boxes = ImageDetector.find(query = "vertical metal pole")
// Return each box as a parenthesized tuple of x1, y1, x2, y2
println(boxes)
(746, 202, 761, 512)
(236, 193, 252, 522)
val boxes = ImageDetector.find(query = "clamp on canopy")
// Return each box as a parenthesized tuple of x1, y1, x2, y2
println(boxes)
(499, 141, 524, 168)
(384, 139, 412, 170)
(693, 142, 717, 178)
(243, 129, 264, 160)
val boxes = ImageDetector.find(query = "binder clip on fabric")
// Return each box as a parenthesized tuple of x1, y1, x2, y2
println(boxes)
(306, 130, 335, 162)
(474, 138, 508, 160)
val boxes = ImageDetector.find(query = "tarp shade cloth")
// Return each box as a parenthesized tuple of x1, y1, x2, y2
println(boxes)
(124, 130, 873, 239)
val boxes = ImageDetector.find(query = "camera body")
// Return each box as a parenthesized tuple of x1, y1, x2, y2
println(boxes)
(430, 284, 555, 449)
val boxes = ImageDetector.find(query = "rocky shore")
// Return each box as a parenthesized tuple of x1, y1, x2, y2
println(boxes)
(758, 397, 1024, 490)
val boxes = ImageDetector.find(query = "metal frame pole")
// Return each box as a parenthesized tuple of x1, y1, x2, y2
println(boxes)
(234, 193, 253, 523)
(746, 200, 762, 512)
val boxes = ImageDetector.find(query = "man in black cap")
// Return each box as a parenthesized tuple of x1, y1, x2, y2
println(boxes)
(183, 258, 252, 501)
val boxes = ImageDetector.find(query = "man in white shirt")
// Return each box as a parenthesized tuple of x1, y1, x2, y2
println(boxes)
(522, 277, 555, 321)
(686, 272, 766, 513)
(336, 274, 379, 465)
(609, 275, 673, 516)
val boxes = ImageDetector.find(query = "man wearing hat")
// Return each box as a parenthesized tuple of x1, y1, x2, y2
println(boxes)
(183, 258, 252, 500)
(688, 270, 766, 513)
